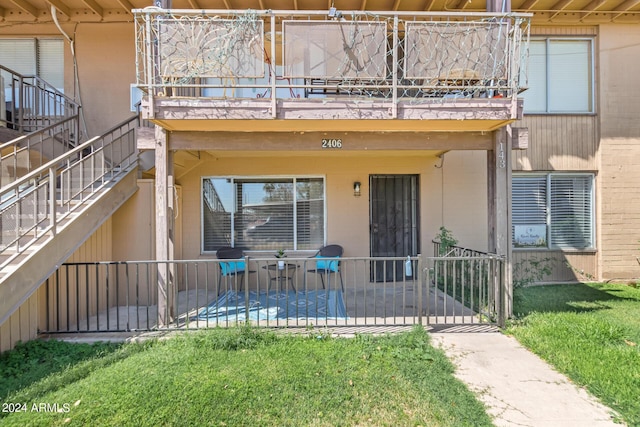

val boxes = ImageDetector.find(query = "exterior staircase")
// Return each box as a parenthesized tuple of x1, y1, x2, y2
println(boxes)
(0, 67, 139, 325)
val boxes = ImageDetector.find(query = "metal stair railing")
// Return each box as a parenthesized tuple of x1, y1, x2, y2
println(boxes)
(0, 115, 138, 270)
(1, 64, 80, 134)
(0, 115, 81, 188)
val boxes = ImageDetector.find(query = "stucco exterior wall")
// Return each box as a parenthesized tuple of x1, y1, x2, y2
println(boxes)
(174, 150, 489, 260)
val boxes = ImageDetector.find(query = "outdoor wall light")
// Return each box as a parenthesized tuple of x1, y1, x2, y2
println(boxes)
(353, 181, 361, 197)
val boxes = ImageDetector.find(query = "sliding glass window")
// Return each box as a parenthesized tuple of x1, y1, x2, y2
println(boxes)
(202, 177, 325, 252)
(522, 38, 594, 114)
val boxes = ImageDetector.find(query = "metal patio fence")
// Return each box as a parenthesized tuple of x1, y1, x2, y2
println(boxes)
(42, 253, 505, 334)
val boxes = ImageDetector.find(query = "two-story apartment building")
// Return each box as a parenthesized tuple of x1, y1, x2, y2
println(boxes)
(0, 0, 638, 352)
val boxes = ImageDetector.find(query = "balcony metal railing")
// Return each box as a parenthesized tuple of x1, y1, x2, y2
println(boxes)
(0, 116, 138, 269)
(0, 64, 79, 134)
(134, 8, 530, 116)
(41, 254, 505, 334)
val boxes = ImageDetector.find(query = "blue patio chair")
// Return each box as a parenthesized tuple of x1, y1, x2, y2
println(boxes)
(216, 247, 249, 295)
(306, 244, 344, 292)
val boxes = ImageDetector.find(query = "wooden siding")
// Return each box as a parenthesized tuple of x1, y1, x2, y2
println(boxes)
(599, 139, 640, 279)
(513, 250, 598, 283)
(0, 220, 112, 353)
(512, 115, 598, 171)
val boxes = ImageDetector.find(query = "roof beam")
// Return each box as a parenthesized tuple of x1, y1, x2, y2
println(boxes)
(612, 0, 640, 18)
(580, 0, 606, 18)
(116, 0, 135, 15)
(187, 0, 201, 7)
(392, 0, 402, 10)
(454, 0, 471, 9)
(9, 0, 39, 17)
(550, 0, 574, 10)
(614, 0, 640, 10)
(423, 0, 436, 10)
(549, 0, 575, 19)
(518, 0, 540, 10)
(82, 0, 104, 16)
(45, 0, 72, 18)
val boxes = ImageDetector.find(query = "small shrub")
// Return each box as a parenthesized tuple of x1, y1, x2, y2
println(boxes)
(512, 257, 556, 288)
(435, 226, 458, 256)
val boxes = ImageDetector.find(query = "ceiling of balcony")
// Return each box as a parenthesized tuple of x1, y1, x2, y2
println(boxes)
(0, 0, 637, 23)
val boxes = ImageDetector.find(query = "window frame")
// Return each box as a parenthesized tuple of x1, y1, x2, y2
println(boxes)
(522, 37, 595, 115)
(512, 173, 596, 251)
(200, 175, 327, 254)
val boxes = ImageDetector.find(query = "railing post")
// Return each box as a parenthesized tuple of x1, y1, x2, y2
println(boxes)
(270, 13, 277, 119)
(417, 254, 423, 325)
(391, 15, 399, 119)
(18, 75, 24, 133)
(244, 255, 250, 317)
(498, 256, 506, 327)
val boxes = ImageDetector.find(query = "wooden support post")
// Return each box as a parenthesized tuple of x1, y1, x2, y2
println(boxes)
(155, 126, 175, 326)
(487, 0, 511, 12)
(488, 126, 513, 323)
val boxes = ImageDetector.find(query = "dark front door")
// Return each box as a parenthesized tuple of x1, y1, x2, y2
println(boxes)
(369, 175, 420, 282)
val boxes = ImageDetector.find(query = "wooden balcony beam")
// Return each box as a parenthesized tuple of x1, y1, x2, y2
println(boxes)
(116, 0, 134, 15)
(580, 0, 606, 18)
(423, 0, 436, 10)
(614, 0, 640, 11)
(612, 0, 640, 19)
(9, 0, 38, 17)
(518, 0, 540, 11)
(549, 0, 575, 19)
(45, 0, 72, 17)
(82, 0, 104, 17)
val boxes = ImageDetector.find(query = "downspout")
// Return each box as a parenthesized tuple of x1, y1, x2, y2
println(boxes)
(51, 6, 89, 140)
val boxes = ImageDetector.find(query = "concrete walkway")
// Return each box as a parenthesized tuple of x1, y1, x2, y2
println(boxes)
(430, 327, 624, 427)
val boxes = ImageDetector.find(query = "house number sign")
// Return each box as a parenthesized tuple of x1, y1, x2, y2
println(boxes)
(498, 142, 506, 168)
(321, 138, 343, 149)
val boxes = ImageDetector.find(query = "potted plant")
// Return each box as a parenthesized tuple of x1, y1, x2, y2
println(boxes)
(275, 249, 286, 269)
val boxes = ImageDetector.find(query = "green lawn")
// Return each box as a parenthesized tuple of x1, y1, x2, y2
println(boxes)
(6, 283, 638, 426)
(0, 326, 492, 427)
(507, 282, 640, 426)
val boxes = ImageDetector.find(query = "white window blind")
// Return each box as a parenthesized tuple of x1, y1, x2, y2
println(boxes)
(0, 39, 37, 75)
(512, 174, 594, 250)
(202, 177, 325, 252)
(550, 176, 593, 248)
(0, 38, 64, 93)
(37, 39, 64, 91)
(522, 38, 592, 114)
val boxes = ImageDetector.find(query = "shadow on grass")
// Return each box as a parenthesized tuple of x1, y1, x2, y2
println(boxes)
(513, 282, 639, 317)
(0, 339, 126, 402)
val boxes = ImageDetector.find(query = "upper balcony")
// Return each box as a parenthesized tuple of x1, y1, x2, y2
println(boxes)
(134, 8, 531, 133)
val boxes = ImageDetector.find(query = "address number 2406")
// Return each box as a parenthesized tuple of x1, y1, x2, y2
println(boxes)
(321, 139, 342, 149)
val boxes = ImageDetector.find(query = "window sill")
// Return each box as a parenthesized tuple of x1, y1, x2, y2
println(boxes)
(513, 247, 597, 253)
